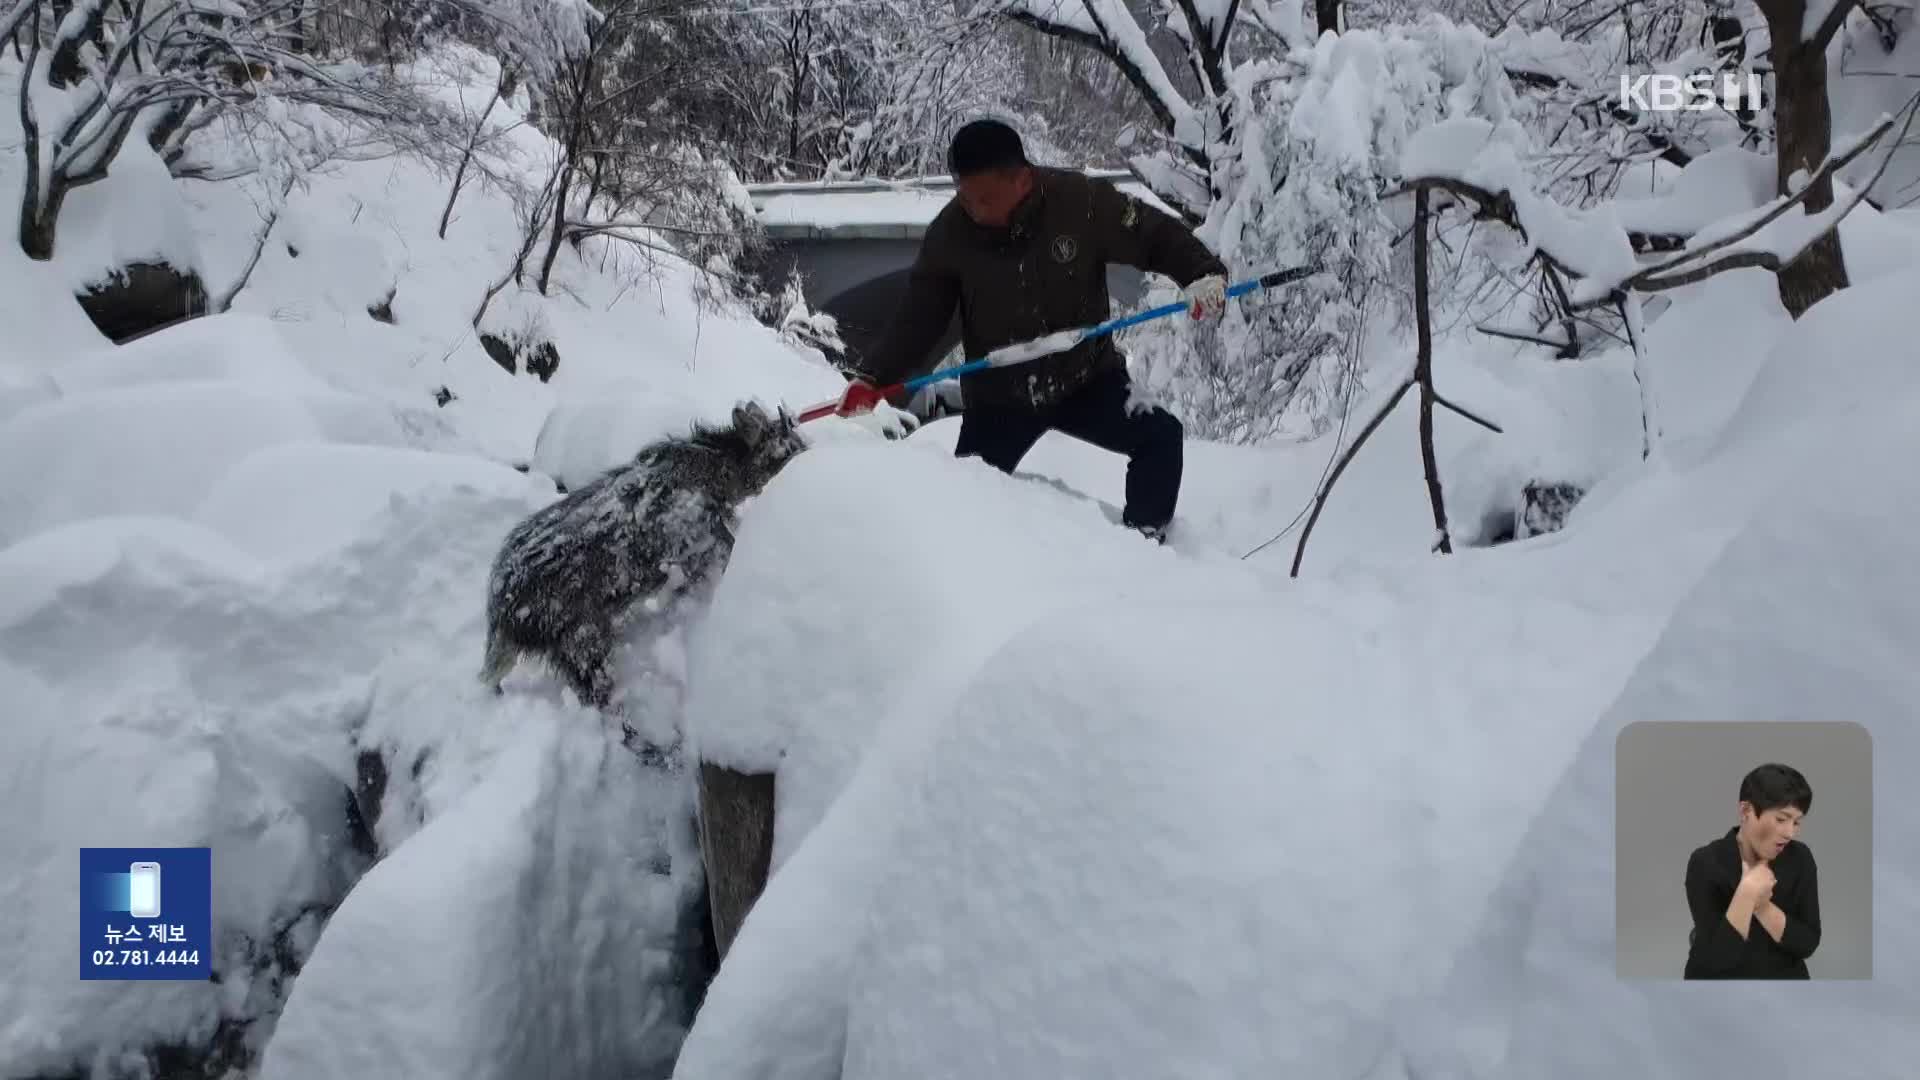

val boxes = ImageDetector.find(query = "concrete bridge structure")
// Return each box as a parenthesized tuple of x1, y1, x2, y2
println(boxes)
(746, 171, 1164, 387)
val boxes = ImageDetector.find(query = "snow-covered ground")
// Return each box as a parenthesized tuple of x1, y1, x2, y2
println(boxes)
(675, 270, 1920, 1076)
(4, 38, 1918, 1080)
(0, 47, 870, 1080)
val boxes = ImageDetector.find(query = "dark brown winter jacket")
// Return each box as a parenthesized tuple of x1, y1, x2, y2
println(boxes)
(854, 167, 1228, 412)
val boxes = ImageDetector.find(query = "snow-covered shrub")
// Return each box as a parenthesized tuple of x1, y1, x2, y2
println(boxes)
(1127, 17, 1528, 443)
(633, 150, 776, 315)
(771, 271, 849, 363)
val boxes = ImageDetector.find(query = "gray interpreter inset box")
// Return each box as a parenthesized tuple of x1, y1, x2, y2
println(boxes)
(1615, 720, 1872, 980)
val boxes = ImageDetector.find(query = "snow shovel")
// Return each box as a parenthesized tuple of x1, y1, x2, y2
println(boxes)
(793, 264, 1320, 423)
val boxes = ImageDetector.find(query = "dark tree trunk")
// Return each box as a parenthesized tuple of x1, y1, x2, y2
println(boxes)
(1315, 0, 1341, 35)
(535, 157, 575, 295)
(19, 190, 64, 262)
(696, 763, 776, 962)
(438, 74, 507, 240)
(1413, 187, 1451, 554)
(537, 57, 597, 295)
(1760, 0, 1854, 318)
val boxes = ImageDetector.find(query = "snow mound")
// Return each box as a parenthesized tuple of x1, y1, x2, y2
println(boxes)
(54, 135, 206, 293)
(685, 439, 1252, 856)
(0, 379, 448, 549)
(1609, 147, 1776, 237)
(0, 515, 265, 630)
(49, 313, 325, 397)
(674, 428, 1691, 1078)
(197, 442, 549, 564)
(530, 389, 715, 490)
(1405, 392, 1920, 1079)
(1714, 265, 1920, 458)
(0, 367, 61, 426)
(838, 598, 1467, 1079)
(0, 39, 856, 1080)
(0, 477, 707, 1076)
(262, 706, 701, 1080)
(0, 519, 360, 1076)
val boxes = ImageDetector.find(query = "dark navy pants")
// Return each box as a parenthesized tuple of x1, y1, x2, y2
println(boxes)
(952, 367, 1183, 530)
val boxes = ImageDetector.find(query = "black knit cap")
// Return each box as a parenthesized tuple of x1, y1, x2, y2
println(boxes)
(948, 119, 1028, 177)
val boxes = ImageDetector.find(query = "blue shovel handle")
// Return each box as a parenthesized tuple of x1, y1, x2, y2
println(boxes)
(796, 264, 1319, 422)
(896, 263, 1320, 394)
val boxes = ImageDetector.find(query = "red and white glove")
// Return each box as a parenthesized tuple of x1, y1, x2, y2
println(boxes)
(1183, 274, 1227, 321)
(835, 378, 887, 417)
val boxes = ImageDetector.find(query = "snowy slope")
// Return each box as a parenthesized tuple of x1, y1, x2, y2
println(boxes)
(5, 31, 1919, 1080)
(1402, 272, 1920, 1080)
(673, 441, 1687, 1078)
(674, 265, 1920, 1075)
(0, 44, 865, 1080)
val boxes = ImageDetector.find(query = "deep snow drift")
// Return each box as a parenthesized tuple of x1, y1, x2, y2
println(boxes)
(0, 45, 874, 1080)
(674, 266, 1920, 1077)
(5, 36, 1919, 1080)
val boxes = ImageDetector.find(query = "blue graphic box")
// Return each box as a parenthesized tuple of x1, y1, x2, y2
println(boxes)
(79, 848, 213, 981)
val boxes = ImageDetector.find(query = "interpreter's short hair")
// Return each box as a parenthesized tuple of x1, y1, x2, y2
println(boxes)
(948, 119, 1028, 177)
(1739, 762, 1812, 816)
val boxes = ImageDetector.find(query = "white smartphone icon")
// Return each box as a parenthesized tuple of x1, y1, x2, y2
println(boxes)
(128, 862, 162, 919)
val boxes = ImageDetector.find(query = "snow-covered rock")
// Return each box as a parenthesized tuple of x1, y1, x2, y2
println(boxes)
(0, 379, 437, 549)
(196, 442, 549, 565)
(1404, 386, 1920, 1080)
(261, 707, 705, 1080)
(0, 518, 362, 1077)
(674, 252, 1920, 1077)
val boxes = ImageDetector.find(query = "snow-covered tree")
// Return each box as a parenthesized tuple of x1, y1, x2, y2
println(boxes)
(3, 0, 465, 260)
(993, 0, 1304, 224)
(662, 0, 1046, 182)
(1124, 17, 1534, 441)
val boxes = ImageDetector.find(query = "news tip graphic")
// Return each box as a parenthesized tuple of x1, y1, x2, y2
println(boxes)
(79, 847, 212, 981)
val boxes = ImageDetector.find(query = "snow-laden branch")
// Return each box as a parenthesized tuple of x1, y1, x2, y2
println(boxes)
(1391, 92, 1920, 310)
(996, 0, 1201, 151)
(9, 0, 478, 260)
(0, 0, 35, 44)
(568, 218, 739, 240)
(1237, 0, 1301, 46)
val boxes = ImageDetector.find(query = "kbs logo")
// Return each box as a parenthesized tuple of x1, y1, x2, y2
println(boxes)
(1618, 72, 1764, 113)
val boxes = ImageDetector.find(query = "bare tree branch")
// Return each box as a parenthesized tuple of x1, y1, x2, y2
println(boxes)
(1475, 322, 1573, 352)
(1413, 186, 1452, 556)
(1290, 376, 1414, 577)
(1389, 93, 1917, 314)
(1434, 392, 1503, 433)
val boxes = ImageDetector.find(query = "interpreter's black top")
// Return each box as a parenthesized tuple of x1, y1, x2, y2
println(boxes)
(1683, 826, 1821, 979)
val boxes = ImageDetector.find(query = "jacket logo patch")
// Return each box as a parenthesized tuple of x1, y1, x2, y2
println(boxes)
(1051, 235, 1078, 264)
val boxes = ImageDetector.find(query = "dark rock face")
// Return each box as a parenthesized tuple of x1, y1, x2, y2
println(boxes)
(480, 332, 518, 374)
(524, 340, 559, 382)
(346, 748, 389, 861)
(479, 332, 561, 383)
(76, 261, 209, 344)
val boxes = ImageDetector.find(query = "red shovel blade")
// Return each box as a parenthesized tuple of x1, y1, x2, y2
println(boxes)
(795, 381, 906, 424)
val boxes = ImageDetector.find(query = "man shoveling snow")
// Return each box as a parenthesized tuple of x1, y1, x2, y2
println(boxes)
(833, 119, 1230, 544)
